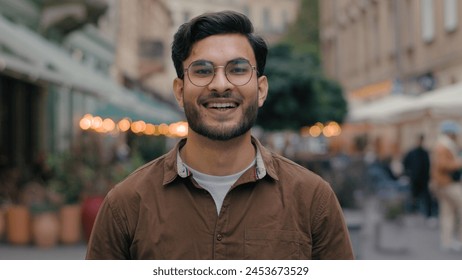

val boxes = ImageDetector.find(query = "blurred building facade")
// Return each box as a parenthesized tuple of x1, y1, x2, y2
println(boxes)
(320, 0, 462, 157)
(0, 0, 183, 183)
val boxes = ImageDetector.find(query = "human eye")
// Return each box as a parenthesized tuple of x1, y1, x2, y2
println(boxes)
(190, 61, 214, 77)
(227, 60, 251, 75)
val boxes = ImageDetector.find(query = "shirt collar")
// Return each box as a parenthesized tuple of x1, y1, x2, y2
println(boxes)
(163, 136, 277, 184)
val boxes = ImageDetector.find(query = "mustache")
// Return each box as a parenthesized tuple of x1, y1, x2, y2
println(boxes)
(210, 91, 233, 98)
(198, 91, 243, 103)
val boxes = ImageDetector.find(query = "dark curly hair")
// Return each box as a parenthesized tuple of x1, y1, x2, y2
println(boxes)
(171, 10, 268, 79)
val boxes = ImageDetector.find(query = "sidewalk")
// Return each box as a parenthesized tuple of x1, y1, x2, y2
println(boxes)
(345, 197, 462, 260)
(0, 242, 87, 260)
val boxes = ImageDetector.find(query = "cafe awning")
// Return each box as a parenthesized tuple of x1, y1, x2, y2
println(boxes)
(0, 14, 183, 124)
(347, 82, 462, 124)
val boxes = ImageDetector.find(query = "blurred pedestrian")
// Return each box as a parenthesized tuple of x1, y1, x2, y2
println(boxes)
(431, 120, 462, 252)
(85, 10, 353, 260)
(403, 135, 434, 219)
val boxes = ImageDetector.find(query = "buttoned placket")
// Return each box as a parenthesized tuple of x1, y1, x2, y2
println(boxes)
(212, 192, 230, 260)
(187, 177, 227, 259)
(212, 167, 262, 259)
(175, 141, 267, 259)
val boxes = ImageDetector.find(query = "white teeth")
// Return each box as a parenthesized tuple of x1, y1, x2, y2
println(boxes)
(208, 102, 236, 109)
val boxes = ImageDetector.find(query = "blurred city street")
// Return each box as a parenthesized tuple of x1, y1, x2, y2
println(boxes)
(344, 198, 462, 260)
(1, 196, 462, 260)
(2, 0, 462, 263)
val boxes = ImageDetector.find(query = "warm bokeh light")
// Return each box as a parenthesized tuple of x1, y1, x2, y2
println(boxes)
(131, 120, 146, 134)
(175, 122, 188, 137)
(79, 114, 93, 130)
(144, 123, 156, 135)
(158, 123, 169, 135)
(118, 118, 131, 132)
(91, 116, 103, 130)
(168, 122, 188, 137)
(321, 121, 342, 137)
(300, 121, 342, 138)
(309, 125, 322, 137)
(102, 118, 115, 132)
(78, 114, 188, 138)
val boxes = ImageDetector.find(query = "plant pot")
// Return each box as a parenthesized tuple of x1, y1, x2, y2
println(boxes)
(32, 211, 60, 248)
(0, 206, 6, 241)
(81, 196, 105, 242)
(59, 204, 82, 244)
(6, 205, 31, 245)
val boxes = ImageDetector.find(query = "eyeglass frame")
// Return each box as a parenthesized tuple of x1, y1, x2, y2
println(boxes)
(183, 58, 258, 87)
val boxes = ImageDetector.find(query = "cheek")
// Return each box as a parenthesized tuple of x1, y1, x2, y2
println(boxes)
(182, 87, 201, 107)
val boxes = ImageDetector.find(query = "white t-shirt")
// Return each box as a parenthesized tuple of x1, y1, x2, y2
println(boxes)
(184, 159, 256, 214)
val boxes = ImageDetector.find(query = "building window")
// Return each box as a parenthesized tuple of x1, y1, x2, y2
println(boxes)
(403, 0, 415, 50)
(421, 0, 435, 43)
(262, 8, 271, 32)
(139, 40, 164, 60)
(444, 0, 458, 32)
(283, 10, 290, 32)
(183, 11, 191, 23)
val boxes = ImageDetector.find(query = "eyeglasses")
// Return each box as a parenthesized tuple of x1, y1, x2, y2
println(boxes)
(184, 59, 257, 87)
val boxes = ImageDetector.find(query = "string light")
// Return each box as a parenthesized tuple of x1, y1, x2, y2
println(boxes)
(79, 115, 188, 138)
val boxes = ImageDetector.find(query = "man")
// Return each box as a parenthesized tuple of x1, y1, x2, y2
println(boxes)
(403, 135, 433, 218)
(431, 120, 462, 252)
(86, 10, 353, 260)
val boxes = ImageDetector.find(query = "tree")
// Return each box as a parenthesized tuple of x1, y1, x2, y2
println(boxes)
(283, 0, 320, 56)
(257, 44, 347, 131)
(256, 0, 347, 131)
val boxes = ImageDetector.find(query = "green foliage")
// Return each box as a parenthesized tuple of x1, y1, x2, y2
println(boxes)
(257, 44, 347, 131)
(282, 0, 320, 56)
(46, 151, 91, 204)
(256, 0, 347, 131)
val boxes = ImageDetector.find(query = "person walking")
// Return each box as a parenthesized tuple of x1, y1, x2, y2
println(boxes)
(85, 11, 353, 260)
(431, 120, 462, 252)
(403, 135, 434, 219)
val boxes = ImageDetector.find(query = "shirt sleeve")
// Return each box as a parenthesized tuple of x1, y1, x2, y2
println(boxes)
(310, 182, 355, 260)
(85, 192, 131, 260)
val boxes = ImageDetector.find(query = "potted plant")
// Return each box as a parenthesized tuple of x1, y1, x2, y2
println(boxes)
(79, 162, 105, 242)
(5, 204, 31, 245)
(47, 152, 85, 245)
(19, 178, 61, 248)
(1, 166, 31, 246)
(30, 202, 60, 248)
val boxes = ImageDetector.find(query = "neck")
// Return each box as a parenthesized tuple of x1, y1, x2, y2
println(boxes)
(180, 131, 256, 176)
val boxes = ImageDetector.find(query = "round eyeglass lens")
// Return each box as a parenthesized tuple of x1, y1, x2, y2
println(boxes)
(186, 59, 254, 87)
(225, 59, 253, 86)
(187, 61, 215, 87)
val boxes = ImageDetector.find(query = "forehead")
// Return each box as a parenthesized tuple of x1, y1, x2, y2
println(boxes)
(186, 33, 256, 65)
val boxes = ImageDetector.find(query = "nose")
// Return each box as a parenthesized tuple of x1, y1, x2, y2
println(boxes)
(207, 66, 233, 92)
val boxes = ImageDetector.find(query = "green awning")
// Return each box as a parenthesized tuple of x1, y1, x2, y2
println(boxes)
(0, 14, 183, 124)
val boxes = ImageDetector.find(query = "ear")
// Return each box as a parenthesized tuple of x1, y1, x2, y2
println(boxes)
(257, 75, 268, 107)
(173, 78, 185, 108)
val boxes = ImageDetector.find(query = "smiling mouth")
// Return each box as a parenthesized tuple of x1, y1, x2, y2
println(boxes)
(205, 102, 238, 110)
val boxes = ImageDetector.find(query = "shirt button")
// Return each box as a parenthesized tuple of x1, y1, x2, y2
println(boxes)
(216, 234, 223, 241)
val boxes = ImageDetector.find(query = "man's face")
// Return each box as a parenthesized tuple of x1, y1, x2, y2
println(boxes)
(173, 34, 268, 141)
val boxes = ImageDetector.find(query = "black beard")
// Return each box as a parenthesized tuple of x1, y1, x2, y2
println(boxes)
(183, 99, 259, 141)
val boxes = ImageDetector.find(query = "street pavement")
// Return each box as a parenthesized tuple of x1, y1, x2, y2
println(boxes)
(345, 197, 462, 260)
(0, 197, 462, 260)
(0, 242, 87, 260)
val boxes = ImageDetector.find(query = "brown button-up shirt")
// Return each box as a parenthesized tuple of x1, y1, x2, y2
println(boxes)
(86, 137, 354, 260)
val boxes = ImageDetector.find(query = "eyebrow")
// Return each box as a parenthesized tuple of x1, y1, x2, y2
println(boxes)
(190, 57, 250, 65)
(190, 60, 211, 66)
